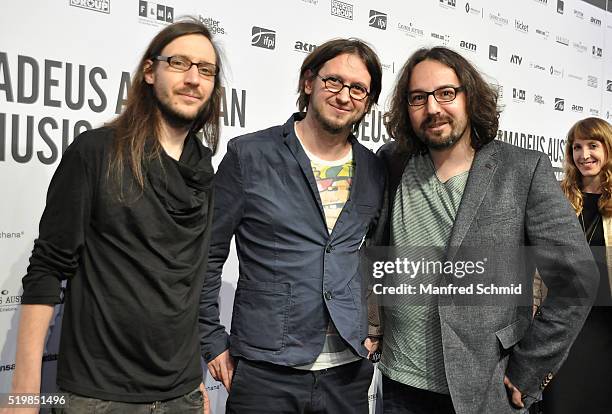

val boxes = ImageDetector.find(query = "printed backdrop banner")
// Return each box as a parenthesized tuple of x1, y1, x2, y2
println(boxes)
(1, 0, 611, 412)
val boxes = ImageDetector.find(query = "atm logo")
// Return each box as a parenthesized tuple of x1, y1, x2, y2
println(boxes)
(459, 40, 477, 52)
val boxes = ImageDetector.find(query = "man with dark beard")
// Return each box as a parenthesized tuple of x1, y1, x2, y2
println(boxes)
(199, 39, 385, 413)
(366, 47, 597, 414)
(8, 19, 222, 414)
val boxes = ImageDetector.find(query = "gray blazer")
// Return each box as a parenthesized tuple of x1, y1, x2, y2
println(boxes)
(371, 140, 598, 413)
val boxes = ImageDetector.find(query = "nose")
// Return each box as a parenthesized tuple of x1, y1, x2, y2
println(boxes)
(183, 65, 201, 85)
(424, 94, 441, 114)
(335, 86, 351, 104)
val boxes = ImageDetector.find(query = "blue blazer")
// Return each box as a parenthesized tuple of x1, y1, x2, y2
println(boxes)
(199, 113, 385, 366)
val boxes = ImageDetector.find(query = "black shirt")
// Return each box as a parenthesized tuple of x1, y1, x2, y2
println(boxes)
(22, 127, 214, 402)
(581, 193, 612, 305)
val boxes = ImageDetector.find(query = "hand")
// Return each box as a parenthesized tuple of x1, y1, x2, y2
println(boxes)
(199, 382, 210, 414)
(504, 376, 525, 409)
(206, 350, 235, 391)
(364, 337, 380, 359)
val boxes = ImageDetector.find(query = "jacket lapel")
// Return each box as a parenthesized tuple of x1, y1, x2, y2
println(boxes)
(282, 115, 327, 224)
(446, 142, 499, 261)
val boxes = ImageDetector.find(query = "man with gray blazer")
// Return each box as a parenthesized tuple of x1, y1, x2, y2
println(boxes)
(366, 47, 597, 414)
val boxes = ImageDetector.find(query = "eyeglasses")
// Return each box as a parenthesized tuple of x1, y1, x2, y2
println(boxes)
(407, 86, 465, 107)
(153, 55, 218, 77)
(317, 74, 370, 101)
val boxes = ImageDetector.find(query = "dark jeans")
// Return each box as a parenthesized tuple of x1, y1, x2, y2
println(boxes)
(382, 375, 456, 414)
(52, 387, 203, 414)
(226, 357, 374, 414)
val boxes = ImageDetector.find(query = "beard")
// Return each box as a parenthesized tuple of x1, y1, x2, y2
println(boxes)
(416, 115, 469, 150)
(154, 88, 207, 130)
(310, 98, 365, 135)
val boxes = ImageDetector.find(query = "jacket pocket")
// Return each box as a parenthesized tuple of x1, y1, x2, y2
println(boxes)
(231, 280, 291, 351)
(495, 319, 528, 350)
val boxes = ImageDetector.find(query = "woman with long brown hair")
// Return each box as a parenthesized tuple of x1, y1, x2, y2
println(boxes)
(541, 117, 612, 413)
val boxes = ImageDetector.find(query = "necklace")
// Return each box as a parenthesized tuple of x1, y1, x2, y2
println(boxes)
(579, 212, 601, 245)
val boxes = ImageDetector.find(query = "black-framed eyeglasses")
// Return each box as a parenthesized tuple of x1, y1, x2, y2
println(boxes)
(153, 55, 218, 77)
(407, 86, 465, 107)
(317, 74, 370, 101)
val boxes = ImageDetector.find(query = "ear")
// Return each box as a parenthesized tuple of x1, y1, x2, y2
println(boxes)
(143, 59, 154, 85)
(304, 69, 314, 95)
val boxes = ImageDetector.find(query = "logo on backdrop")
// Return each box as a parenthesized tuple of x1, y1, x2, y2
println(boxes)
(397, 21, 424, 38)
(0, 288, 21, 311)
(535, 28, 550, 40)
(138, 1, 173, 24)
(199, 15, 225, 35)
(568, 73, 584, 81)
(369, 10, 387, 30)
(533, 0, 547, 5)
(572, 41, 587, 53)
(294, 41, 317, 53)
(439, 0, 456, 10)
(489, 45, 498, 61)
(555, 35, 569, 46)
(550, 65, 564, 78)
(529, 61, 546, 72)
(381, 62, 395, 73)
(510, 54, 522, 66)
(590, 108, 600, 116)
(587, 76, 598, 88)
(571, 104, 584, 113)
(607, 80, 612, 92)
(489, 12, 509, 26)
(514, 19, 529, 34)
(251, 27, 276, 49)
(70, 0, 110, 14)
(465, 3, 483, 17)
(431, 32, 451, 46)
(301, 0, 319, 5)
(331, 0, 353, 20)
(592, 46, 603, 59)
(573, 9, 584, 20)
(459, 40, 477, 53)
(494, 84, 504, 100)
(557, 0, 564, 14)
(512, 88, 526, 103)
(590, 16, 602, 27)
(554, 98, 565, 111)
(534, 94, 545, 105)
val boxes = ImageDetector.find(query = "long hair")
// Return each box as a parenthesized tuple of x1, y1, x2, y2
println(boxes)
(106, 18, 222, 200)
(296, 38, 382, 134)
(561, 117, 612, 217)
(385, 47, 500, 155)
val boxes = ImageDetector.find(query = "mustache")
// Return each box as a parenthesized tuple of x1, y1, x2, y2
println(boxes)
(421, 115, 453, 129)
(175, 88, 203, 99)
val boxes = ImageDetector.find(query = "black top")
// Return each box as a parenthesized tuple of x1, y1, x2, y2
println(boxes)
(581, 193, 611, 305)
(22, 127, 214, 402)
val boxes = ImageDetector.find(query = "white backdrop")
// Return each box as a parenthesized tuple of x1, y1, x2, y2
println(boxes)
(1, 0, 611, 412)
